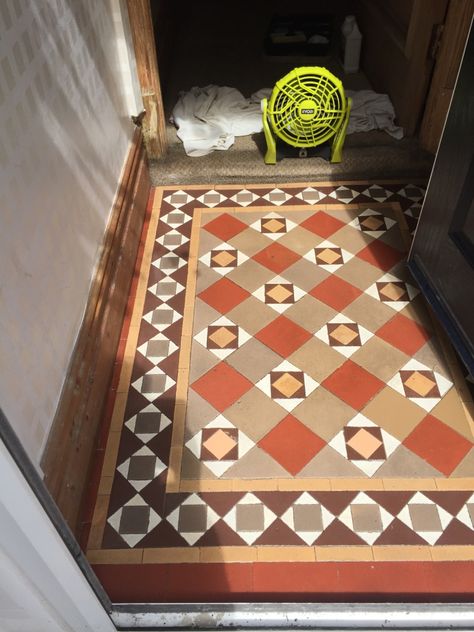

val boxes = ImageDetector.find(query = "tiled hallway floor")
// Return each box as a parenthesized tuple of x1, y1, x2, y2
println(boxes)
(85, 183, 474, 602)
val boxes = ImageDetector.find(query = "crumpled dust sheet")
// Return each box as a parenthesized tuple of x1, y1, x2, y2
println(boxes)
(172, 85, 403, 157)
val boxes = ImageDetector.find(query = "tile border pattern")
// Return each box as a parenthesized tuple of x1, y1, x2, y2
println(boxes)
(87, 182, 474, 564)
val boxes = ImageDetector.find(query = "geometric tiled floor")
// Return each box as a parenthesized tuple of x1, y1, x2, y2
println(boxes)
(84, 183, 474, 602)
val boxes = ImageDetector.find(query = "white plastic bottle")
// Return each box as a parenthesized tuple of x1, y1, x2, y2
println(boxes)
(341, 15, 362, 74)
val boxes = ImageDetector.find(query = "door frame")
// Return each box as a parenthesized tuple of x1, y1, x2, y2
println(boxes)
(127, 0, 472, 159)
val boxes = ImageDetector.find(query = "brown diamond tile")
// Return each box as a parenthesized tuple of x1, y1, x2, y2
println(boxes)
(293, 386, 357, 442)
(271, 371, 305, 398)
(362, 386, 426, 441)
(226, 337, 282, 382)
(201, 428, 238, 460)
(351, 336, 409, 382)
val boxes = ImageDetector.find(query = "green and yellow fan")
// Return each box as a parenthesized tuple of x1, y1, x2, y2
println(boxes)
(262, 66, 352, 164)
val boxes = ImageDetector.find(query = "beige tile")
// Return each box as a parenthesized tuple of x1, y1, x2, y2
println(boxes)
(195, 265, 221, 294)
(343, 293, 395, 332)
(323, 205, 360, 222)
(180, 447, 219, 481)
(197, 230, 225, 256)
(351, 336, 409, 382)
(299, 445, 362, 478)
(315, 546, 374, 561)
(200, 547, 257, 562)
(143, 547, 200, 563)
(183, 389, 220, 437)
(331, 224, 374, 254)
(228, 227, 272, 256)
(192, 298, 221, 335)
(284, 295, 337, 333)
(87, 549, 143, 564)
(283, 258, 330, 292)
(226, 258, 273, 293)
(226, 337, 282, 382)
(372, 546, 431, 561)
(362, 387, 426, 441)
(294, 386, 356, 441)
(398, 294, 433, 327)
(225, 387, 287, 441)
(335, 256, 383, 291)
(414, 338, 453, 380)
(450, 448, 474, 478)
(188, 342, 220, 383)
(277, 225, 325, 255)
(375, 445, 442, 478)
(224, 445, 291, 479)
(227, 295, 276, 334)
(431, 389, 474, 441)
(257, 546, 315, 562)
(288, 337, 344, 382)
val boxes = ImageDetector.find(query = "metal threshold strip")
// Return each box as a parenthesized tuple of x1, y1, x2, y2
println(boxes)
(111, 602, 474, 630)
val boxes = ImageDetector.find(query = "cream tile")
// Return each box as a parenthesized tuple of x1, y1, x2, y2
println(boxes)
(372, 546, 431, 561)
(257, 546, 315, 561)
(362, 386, 426, 440)
(143, 547, 200, 563)
(351, 336, 409, 382)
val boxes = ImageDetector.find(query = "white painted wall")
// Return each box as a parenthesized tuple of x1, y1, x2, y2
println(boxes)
(0, 0, 142, 468)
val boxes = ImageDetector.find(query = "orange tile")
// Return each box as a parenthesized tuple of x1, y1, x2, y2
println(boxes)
(309, 276, 362, 311)
(322, 360, 385, 410)
(258, 414, 326, 475)
(356, 240, 404, 271)
(198, 278, 250, 314)
(300, 211, 346, 238)
(252, 242, 300, 274)
(190, 361, 253, 411)
(403, 414, 472, 476)
(255, 315, 312, 357)
(376, 313, 431, 356)
(202, 213, 248, 241)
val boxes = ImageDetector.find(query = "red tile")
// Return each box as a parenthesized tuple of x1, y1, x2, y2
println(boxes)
(255, 315, 312, 357)
(252, 242, 300, 274)
(376, 313, 431, 355)
(191, 362, 253, 411)
(403, 415, 472, 476)
(203, 213, 248, 241)
(166, 563, 253, 600)
(357, 240, 404, 271)
(323, 360, 385, 410)
(198, 278, 250, 314)
(258, 415, 325, 475)
(309, 276, 362, 311)
(301, 211, 346, 238)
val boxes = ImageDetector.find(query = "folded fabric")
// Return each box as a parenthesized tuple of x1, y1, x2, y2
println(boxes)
(171, 85, 271, 157)
(346, 89, 404, 139)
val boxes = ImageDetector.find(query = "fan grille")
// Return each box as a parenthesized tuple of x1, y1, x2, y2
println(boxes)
(268, 67, 346, 148)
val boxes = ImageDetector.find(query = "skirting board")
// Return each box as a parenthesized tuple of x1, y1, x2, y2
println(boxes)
(41, 128, 151, 533)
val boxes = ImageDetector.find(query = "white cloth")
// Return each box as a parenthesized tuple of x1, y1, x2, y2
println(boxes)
(171, 85, 271, 157)
(346, 89, 404, 139)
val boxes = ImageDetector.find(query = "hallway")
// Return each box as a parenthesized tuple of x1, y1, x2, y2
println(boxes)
(83, 182, 474, 602)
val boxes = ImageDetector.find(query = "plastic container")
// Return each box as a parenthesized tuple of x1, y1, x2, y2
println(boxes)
(341, 15, 362, 73)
